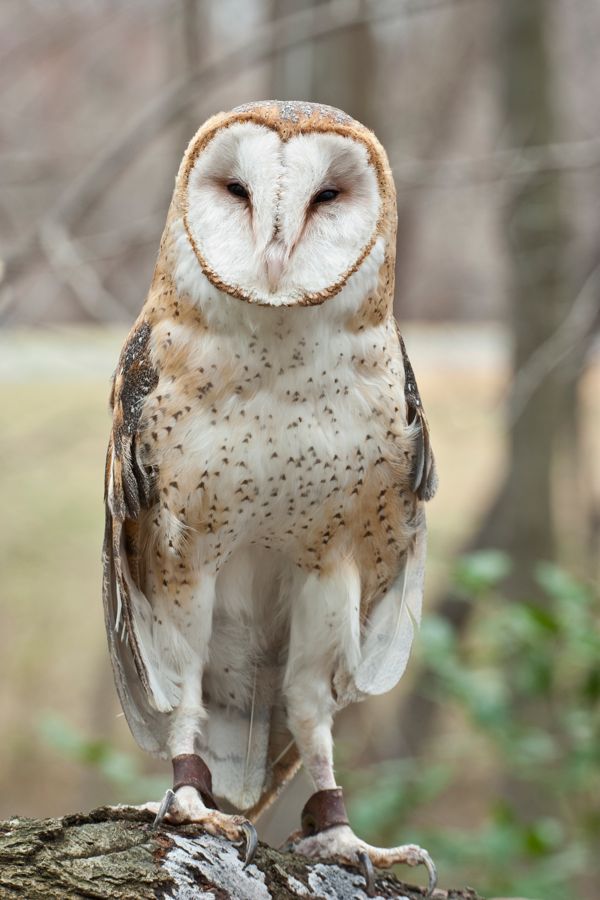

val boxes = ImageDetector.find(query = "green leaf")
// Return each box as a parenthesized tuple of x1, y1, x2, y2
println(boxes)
(535, 562, 592, 606)
(454, 550, 512, 594)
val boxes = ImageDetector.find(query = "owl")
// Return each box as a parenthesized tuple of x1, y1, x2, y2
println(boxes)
(103, 100, 437, 895)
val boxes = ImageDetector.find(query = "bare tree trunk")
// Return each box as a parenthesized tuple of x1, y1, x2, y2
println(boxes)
(0, 807, 484, 899)
(309, 0, 376, 128)
(270, 0, 316, 101)
(394, 29, 480, 317)
(398, 0, 588, 758)
(269, 0, 376, 128)
(497, 0, 569, 590)
(179, 0, 208, 151)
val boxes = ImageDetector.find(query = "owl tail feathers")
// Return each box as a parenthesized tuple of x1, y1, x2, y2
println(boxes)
(199, 701, 271, 810)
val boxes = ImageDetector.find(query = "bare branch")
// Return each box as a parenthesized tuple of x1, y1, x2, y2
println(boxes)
(0, 806, 483, 900)
(39, 221, 129, 322)
(0, 152, 65, 184)
(506, 259, 600, 424)
(75, 214, 165, 262)
(0, 0, 504, 318)
(37, 0, 488, 229)
(391, 136, 600, 189)
(0, 0, 489, 321)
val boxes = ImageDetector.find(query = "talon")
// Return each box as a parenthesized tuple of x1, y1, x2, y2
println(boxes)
(357, 850, 376, 897)
(240, 821, 258, 867)
(152, 788, 176, 829)
(421, 848, 437, 898)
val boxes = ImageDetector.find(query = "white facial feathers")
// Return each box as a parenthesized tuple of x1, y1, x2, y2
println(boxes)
(182, 122, 381, 306)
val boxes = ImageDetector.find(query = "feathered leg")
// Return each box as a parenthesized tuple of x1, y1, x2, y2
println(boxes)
(282, 564, 437, 897)
(134, 574, 258, 865)
(149, 751, 258, 866)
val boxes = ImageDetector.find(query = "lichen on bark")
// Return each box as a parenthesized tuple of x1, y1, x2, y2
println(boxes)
(0, 807, 484, 899)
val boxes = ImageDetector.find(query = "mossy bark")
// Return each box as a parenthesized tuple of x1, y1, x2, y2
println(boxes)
(0, 807, 484, 900)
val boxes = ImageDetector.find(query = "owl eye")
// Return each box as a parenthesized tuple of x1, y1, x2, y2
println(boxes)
(227, 181, 249, 200)
(313, 188, 340, 204)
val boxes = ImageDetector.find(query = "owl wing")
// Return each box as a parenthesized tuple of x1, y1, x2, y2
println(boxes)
(396, 322, 438, 502)
(350, 326, 437, 697)
(102, 318, 172, 756)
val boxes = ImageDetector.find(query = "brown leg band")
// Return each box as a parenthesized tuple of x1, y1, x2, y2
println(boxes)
(172, 753, 219, 810)
(301, 787, 349, 836)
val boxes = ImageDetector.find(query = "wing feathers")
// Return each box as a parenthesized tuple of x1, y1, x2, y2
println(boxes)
(350, 326, 435, 696)
(102, 511, 168, 755)
(396, 324, 438, 502)
(352, 523, 427, 696)
(107, 319, 158, 520)
(102, 317, 174, 751)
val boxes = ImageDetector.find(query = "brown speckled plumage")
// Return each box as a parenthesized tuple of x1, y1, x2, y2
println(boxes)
(103, 101, 436, 820)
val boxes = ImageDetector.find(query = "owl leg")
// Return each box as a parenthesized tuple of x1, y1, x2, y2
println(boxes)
(137, 579, 258, 865)
(148, 754, 258, 867)
(141, 719, 259, 865)
(281, 567, 437, 897)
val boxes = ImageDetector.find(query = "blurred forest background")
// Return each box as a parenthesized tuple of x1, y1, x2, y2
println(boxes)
(1, 1, 599, 898)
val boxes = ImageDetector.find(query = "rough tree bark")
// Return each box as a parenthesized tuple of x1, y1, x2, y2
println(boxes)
(0, 807, 484, 900)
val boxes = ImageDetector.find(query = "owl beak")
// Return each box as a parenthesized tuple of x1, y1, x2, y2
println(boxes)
(264, 240, 288, 292)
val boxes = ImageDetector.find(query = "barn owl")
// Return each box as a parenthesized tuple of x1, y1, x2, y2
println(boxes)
(103, 100, 437, 895)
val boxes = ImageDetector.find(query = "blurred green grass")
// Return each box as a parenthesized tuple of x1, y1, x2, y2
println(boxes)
(0, 331, 145, 816)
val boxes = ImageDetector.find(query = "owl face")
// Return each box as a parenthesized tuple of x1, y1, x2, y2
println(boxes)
(181, 119, 382, 307)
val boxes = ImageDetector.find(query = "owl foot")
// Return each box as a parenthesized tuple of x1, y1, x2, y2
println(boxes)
(146, 785, 258, 866)
(283, 788, 437, 897)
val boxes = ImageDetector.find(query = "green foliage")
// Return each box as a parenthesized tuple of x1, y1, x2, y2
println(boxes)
(343, 553, 600, 900)
(454, 549, 512, 595)
(39, 713, 168, 803)
(39, 551, 598, 898)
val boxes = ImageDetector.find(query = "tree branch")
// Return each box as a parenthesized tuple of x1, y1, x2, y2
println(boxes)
(505, 256, 600, 424)
(0, 807, 483, 900)
(0, 0, 489, 321)
(391, 136, 600, 190)
(38, 221, 128, 323)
